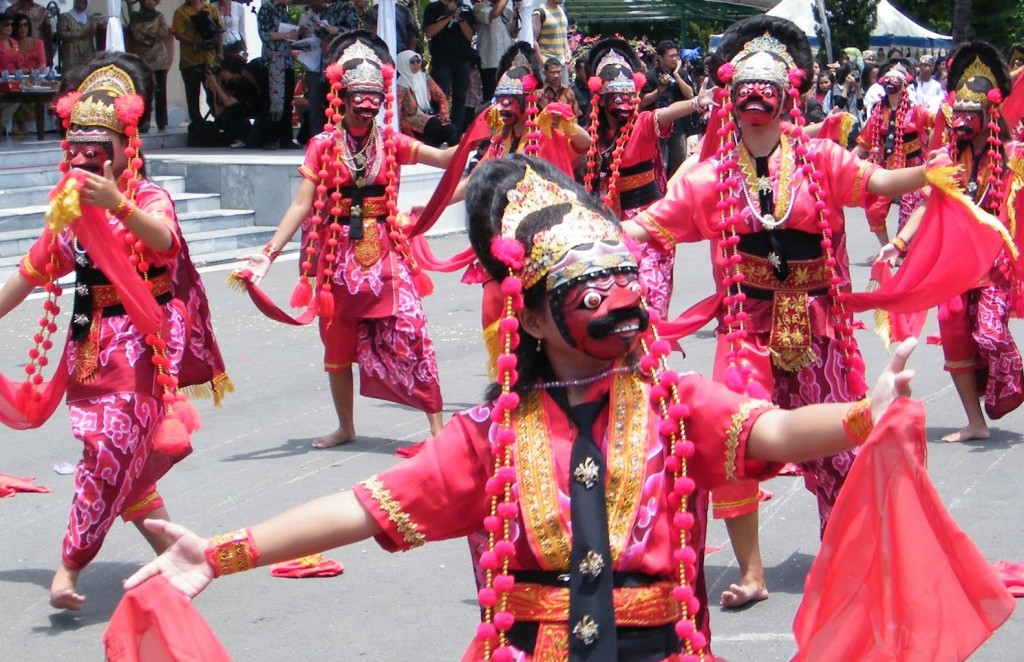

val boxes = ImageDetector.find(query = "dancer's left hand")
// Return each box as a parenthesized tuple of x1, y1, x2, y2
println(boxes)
(868, 337, 916, 422)
(76, 161, 123, 212)
(124, 520, 215, 599)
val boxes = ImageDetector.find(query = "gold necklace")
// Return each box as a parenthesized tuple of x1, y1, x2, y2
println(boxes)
(737, 137, 795, 229)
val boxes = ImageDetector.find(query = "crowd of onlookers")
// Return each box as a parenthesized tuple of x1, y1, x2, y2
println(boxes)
(0, 0, 960, 159)
(801, 46, 949, 144)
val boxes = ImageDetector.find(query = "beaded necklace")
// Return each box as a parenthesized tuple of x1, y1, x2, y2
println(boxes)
(736, 138, 796, 230)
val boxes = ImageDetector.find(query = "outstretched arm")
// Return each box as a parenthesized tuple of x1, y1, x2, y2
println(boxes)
(747, 338, 916, 463)
(234, 179, 316, 285)
(866, 164, 926, 198)
(417, 144, 458, 169)
(655, 87, 712, 132)
(0, 271, 35, 320)
(124, 490, 381, 599)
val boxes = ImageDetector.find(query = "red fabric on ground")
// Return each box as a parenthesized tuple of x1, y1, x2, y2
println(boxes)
(270, 554, 344, 578)
(103, 575, 231, 662)
(792, 398, 1015, 661)
(993, 561, 1024, 598)
(0, 473, 51, 497)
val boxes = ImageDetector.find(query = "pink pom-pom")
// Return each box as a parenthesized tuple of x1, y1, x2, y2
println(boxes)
(632, 72, 647, 90)
(493, 646, 515, 662)
(675, 619, 695, 638)
(588, 76, 604, 93)
(478, 587, 497, 607)
(54, 91, 82, 120)
(491, 237, 525, 269)
(744, 380, 771, 400)
(493, 574, 515, 591)
(496, 501, 518, 520)
(325, 62, 345, 86)
(521, 73, 538, 92)
(476, 622, 497, 641)
(114, 94, 146, 126)
(173, 397, 202, 434)
(987, 88, 1003, 105)
(716, 62, 735, 83)
(493, 611, 515, 631)
(413, 269, 434, 297)
(788, 68, 805, 87)
(690, 632, 708, 650)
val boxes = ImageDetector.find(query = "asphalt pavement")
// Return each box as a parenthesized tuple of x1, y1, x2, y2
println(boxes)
(1, 216, 1021, 661)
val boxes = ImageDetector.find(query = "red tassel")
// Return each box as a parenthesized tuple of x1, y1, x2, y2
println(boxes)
(413, 269, 434, 297)
(174, 396, 202, 434)
(744, 380, 771, 400)
(848, 371, 869, 398)
(317, 288, 335, 320)
(152, 415, 191, 454)
(289, 278, 313, 308)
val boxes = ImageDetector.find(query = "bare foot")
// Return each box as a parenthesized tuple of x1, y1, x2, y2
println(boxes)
(720, 580, 769, 609)
(312, 426, 356, 449)
(941, 426, 990, 443)
(49, 566, 84, 610)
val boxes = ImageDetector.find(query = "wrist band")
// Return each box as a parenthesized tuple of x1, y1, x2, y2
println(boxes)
(842, 397, 874, 445)
(205, 528, 260, 577)
(112, 196, 135, 221)
(892, 236, 908, 257)
(262, 241, 282, 262)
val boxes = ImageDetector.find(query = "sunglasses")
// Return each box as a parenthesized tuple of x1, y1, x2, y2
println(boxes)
(409, 58, 422, 64)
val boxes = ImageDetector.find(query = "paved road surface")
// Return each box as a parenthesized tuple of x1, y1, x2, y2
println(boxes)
(1, 215, 1021, 660)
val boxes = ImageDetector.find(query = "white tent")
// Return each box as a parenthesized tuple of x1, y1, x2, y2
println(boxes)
(711, 0, 952, 52)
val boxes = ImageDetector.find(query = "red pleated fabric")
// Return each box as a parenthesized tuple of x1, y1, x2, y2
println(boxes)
(103, 575, 231, 662)
(793, 398, 1016, 661)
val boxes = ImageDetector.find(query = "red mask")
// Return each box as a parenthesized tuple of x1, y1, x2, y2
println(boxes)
(951, 109, 983, 141)
(67, 138, 114, 174)
(732, 81, 781, 126)
(346, 91, 384, 119)
(602, 92, 636, 123)
(552, 271, 648, 360)
(496, 95, 524, 126)
(881, 73, 907, 95)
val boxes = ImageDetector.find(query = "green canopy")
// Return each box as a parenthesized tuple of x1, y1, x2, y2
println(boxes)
(568, 0, 764, 26)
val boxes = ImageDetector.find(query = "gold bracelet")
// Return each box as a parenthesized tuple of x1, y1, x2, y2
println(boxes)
(113, 197, 135, 222)
(204, 528, 260, 577)
(842, 397, 874, 445)
(892, 236, 908, 256)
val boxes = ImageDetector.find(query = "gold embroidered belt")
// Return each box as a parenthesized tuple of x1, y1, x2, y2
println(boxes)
(736, 253, 829, 372)
(619, 169, 655, 191)
(505, 580, 680, 657)
(76, 272, 172, 384)
(328, 195, 388, 268)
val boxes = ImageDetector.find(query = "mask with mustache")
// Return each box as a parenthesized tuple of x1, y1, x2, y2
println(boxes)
(732, 81, 781, 126)
(549, 270, 648, 360)
(602, 92, 635, 123)
(951, 108, 983, 141)
(68, 136, 115, 173)
(495, 95, 524, 127)
(346, 91, 384, 120)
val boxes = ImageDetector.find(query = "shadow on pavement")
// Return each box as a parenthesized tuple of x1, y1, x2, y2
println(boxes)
(927, 426, 1023, 450)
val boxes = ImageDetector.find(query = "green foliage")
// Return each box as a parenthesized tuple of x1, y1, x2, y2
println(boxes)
(813, 0, 879, 55)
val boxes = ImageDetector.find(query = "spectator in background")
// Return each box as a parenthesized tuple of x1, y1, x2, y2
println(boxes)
(366, 1, 419, 52)
(217, 0, 246, 56)
(814, 72, 834, 111)
(206, 53, 266, 147)
(531, 0, 568, 83)
(571, 57, 591, 123)
(911, 53, 943, 113)
(57, 0, 97, 77)
(396, 49, 455, 147)
(833, 63, 862, 120)
(328, 0, 372, 33)
(861, 62, 882, 120)
(538, 57, 579, 118)
(7, 0, 51, 65)
(0, 16, 19, 135)
(11, 12, 43, 69)
(295, 0, 331, 141)
(473, 0, 515, 102)
(129, 0, 171, 132)
(639, 40, 694, 176)
(172, 0, 223, 125)
(423, 0, 476, 140)
(257, 0, 297, 149)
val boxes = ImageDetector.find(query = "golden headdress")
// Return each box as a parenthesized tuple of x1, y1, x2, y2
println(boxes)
(731, 32, 797, 89)
(68, 65, 139, 134)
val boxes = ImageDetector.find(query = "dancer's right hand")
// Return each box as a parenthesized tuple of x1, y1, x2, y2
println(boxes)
(875, 242, 902, 267)
(123, 520, 215, 600)
(235, 252, 272, 287)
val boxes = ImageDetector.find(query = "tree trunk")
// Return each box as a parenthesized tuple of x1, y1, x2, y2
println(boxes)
(952, 0, 973, 45)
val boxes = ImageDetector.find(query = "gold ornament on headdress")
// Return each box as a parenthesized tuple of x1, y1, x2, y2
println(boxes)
(955, 57, 998, 107)
(501, 165, 579, 238)
(731, 32, 796, 88)
(596, 50, 636, 95)
(70, 65, 136, 132)
(339, 41, 385, 92)
(495, 53, 532, 96)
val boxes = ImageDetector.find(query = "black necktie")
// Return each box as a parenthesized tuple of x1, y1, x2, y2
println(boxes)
(554, 392, 617, 661)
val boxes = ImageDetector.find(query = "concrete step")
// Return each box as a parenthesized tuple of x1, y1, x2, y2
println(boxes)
(0, 189, 222, 233)
(181, 224, 272, 255)
(0, 174, 187, 205)
(0, 129, 190, 168)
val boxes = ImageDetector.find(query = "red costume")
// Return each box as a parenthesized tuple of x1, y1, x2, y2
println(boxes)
(856, 60, 932, 234)
(637, 134, 878, 530)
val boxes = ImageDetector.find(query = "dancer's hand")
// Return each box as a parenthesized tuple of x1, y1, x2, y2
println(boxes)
(875, 242, 902, 267)
(695, 85, 715, 111)
(234, 252, 272, 286)
(77, 162, 122, 211)
(868, 337, 916, 422)
(123, 520, 214, 599)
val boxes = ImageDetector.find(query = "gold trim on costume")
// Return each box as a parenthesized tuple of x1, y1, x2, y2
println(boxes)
(362, 476, 426, 548)
(712, 494, 762, 510)
(736, 254, 829, 292)
(20, 255, 45, 283)
(769, 291, 817, 371)
(838, 113, 855, 149)
(1006, 154, 1023, 239)
(122, 490, 160, 516)
(514, 370, 649, 569)
(851, 163, 870, 205)
(724, 400, 773, 481)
